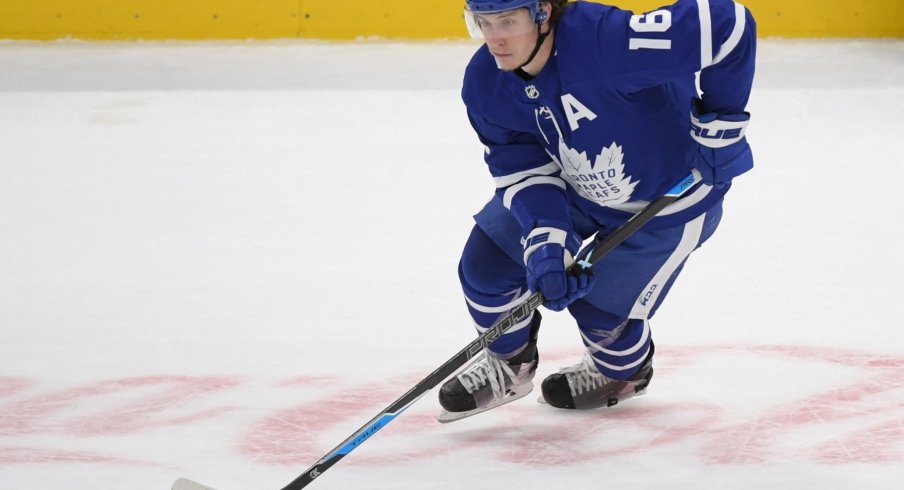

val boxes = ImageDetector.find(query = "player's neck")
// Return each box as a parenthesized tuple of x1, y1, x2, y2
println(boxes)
(520, 27, 554, 77)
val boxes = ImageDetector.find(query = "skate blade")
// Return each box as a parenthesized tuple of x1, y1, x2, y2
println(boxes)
(172, 478, 219, 490)
(436, 384, 533, 423)
(536, 388, 648, 408)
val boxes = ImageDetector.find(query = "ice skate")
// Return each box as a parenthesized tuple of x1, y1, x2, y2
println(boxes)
(541, 344, 653, 410)
(437, 313, 541, 423)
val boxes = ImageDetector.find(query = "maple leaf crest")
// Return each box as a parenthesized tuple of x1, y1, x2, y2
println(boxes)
(556, 141, 639, 206)
(558, 139, 592, 173)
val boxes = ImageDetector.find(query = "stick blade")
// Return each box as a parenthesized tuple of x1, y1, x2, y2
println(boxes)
(172, 478, 220, 490)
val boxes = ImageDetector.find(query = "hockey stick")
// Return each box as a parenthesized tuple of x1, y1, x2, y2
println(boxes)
(172, 169, 702, 490)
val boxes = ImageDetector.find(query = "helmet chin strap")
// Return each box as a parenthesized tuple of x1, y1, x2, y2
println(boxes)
(518, 23, 552, 70)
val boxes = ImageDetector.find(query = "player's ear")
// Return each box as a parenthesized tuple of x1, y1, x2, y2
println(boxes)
(538, 2, 552, 25)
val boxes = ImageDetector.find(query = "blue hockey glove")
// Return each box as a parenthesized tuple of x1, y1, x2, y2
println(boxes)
(689, 108, 753, 188)
(522, 226, 595, 312)
(544, 269, 596, 312)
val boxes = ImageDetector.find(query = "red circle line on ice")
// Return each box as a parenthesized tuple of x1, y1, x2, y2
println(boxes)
(240, 344, 904, 466)
(1, 345, 902, 466)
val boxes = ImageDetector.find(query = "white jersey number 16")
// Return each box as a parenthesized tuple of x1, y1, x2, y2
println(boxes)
(629, 10, 672, 50)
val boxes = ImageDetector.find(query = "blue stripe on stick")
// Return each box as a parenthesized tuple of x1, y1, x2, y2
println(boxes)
(331, 413, 397, 458)
(665, 170, 701, 197)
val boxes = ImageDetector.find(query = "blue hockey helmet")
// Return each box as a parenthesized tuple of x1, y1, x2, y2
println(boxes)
(465, 0, 549, 22)
(464, 0, 549, 39)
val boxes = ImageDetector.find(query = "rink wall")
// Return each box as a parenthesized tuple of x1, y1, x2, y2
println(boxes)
(0, 0, 901, 40)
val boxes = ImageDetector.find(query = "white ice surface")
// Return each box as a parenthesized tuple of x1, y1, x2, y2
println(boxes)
(1, 38, 903, 490)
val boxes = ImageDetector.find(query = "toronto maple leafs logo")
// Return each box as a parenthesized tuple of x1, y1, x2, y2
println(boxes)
(557, 141, 639, 205)
(535, 106, 639, 207)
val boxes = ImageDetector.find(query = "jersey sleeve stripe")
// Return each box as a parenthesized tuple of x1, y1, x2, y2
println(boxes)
(712, 2, 747, 65)
(696, 0, 714, 69)
(494, 161, 560, 188)
(501, 176, 567, 209)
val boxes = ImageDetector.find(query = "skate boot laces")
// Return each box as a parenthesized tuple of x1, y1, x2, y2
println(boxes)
(562, 352, 610, 397)
(458, 351, 516, 400)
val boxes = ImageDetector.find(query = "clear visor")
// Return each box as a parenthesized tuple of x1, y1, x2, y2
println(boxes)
(464, 7, 537, 39)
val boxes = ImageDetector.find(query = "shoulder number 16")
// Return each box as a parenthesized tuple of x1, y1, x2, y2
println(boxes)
(629, 10, 672, 50)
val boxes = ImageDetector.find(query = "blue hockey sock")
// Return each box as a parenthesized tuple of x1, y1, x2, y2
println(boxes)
(581, 319, 651, 380)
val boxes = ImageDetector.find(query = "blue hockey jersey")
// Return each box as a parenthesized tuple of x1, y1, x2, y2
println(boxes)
(463, 0, 756, 234)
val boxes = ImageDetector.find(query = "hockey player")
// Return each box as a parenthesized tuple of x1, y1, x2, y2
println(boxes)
(438, 0, 756, 422)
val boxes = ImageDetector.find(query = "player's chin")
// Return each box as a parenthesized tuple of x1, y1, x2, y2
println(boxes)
(493, 56, 521, 72)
